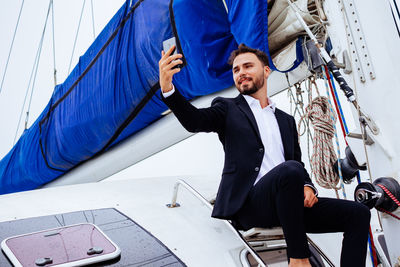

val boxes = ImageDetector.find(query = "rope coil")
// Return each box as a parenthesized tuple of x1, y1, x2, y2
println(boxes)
(301, 96, 340, 190)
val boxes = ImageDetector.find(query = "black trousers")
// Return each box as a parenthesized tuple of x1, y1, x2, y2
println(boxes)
(234, 160, 371, 267)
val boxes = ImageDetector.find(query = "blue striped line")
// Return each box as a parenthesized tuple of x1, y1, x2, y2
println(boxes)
(328, 71, 349, 134)
(322, 69, 347, 199)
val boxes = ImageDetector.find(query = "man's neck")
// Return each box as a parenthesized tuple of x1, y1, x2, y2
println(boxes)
(249, 87, 269, 108)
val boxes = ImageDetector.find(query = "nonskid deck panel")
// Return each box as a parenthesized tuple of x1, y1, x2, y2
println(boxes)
(0, 208, 186, 267)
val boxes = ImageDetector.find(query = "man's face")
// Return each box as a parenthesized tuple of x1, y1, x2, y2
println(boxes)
(232, 52, 270, 95)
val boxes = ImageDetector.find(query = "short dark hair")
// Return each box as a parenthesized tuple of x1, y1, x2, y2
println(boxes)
(228, 44, 270, 67)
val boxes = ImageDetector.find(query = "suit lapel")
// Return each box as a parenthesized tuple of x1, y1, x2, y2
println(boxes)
(235, 96, 292, 159)
(274, 108, 290, 160)
(235, 95, 262, 143)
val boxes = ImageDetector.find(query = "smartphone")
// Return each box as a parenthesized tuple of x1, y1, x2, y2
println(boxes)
(163, 37, 183, 69)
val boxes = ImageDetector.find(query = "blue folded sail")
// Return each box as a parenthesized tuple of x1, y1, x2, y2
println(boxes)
(0, 0, 297, 194)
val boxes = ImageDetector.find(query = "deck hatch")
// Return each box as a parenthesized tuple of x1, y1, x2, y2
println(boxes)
(0, 208, 186, 267)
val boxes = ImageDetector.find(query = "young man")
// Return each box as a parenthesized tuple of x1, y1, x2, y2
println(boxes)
(159, 44, 370, 267)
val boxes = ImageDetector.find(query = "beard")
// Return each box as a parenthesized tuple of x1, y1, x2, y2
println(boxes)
(237, 74, 265, 95)
(240, 84, 259, 95)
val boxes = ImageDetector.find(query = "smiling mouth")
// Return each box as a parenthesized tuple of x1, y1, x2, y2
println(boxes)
(239, 77, 252, 85)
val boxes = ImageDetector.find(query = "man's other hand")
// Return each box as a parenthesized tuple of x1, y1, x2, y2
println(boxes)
(159, 45, 183, 93)
(304, 186, 318, 208)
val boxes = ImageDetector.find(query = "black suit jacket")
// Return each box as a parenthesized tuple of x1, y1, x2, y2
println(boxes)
(162, 89, 314, 219)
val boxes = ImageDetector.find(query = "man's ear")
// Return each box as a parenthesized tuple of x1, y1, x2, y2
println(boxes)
(264, 66, 271, 78)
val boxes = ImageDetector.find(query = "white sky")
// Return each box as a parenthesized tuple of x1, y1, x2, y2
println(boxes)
(0, 0, 125, 159)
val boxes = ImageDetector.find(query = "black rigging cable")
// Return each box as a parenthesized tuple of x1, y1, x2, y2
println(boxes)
(390, 0, 400, 38)
(67, 0, 86, 74)
(0, 0, 25, 95)
(13, 0, 52, 144)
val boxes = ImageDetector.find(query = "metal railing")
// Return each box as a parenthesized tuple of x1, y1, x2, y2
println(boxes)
(166, 179, 267, 267)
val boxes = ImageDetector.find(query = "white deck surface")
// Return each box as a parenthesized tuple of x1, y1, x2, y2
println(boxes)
(0, 176, 246, 267)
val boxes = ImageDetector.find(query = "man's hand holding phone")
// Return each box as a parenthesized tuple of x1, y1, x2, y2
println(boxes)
(159, 45, 183, 93)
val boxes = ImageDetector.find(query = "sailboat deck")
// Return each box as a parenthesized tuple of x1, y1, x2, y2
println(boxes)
(0, 176, 249, 266)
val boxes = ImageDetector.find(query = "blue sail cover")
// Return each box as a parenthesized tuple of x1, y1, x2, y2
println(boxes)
(0, 0, 297, 194)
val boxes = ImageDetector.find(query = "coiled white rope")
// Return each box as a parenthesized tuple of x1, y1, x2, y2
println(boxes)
(301, 96, 340, 190)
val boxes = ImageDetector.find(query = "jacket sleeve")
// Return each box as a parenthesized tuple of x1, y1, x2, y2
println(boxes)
(162, 88, 226, 133)
(291, 116, 317, 191)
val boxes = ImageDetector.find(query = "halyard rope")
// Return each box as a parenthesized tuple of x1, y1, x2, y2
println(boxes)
(376, 184, 400, 220)
(376, 184, 400, 207)
(376, 208, 400, 221)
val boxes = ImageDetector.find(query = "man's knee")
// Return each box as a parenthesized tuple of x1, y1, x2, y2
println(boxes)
(342, 201, 371, 232)
(353, 202, 371, 226)
(279, 160, 306, 185)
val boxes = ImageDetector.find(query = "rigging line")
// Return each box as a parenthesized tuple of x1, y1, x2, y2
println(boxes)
(13, 0, 52, 144)
(67, 0, 86, 74)
(0, 0, 25, 95)
(327, 71, 349, 135)
(13, 50, 39, 144)
(322, 65, 346, 199)
(293, 81, 315, 177)
(325, 69, 348, 142)
(327, 68, 362, 185)
(39, 0, 145, 171)
(51, 0, 57, 86)
(390, 4, 400, 38)
(304, 83, 314, 177)
(90, 0, 96, 39)
(40, 0, 144, 124)
(389, 0, 400, 37)
(27, 28, 47, 120)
